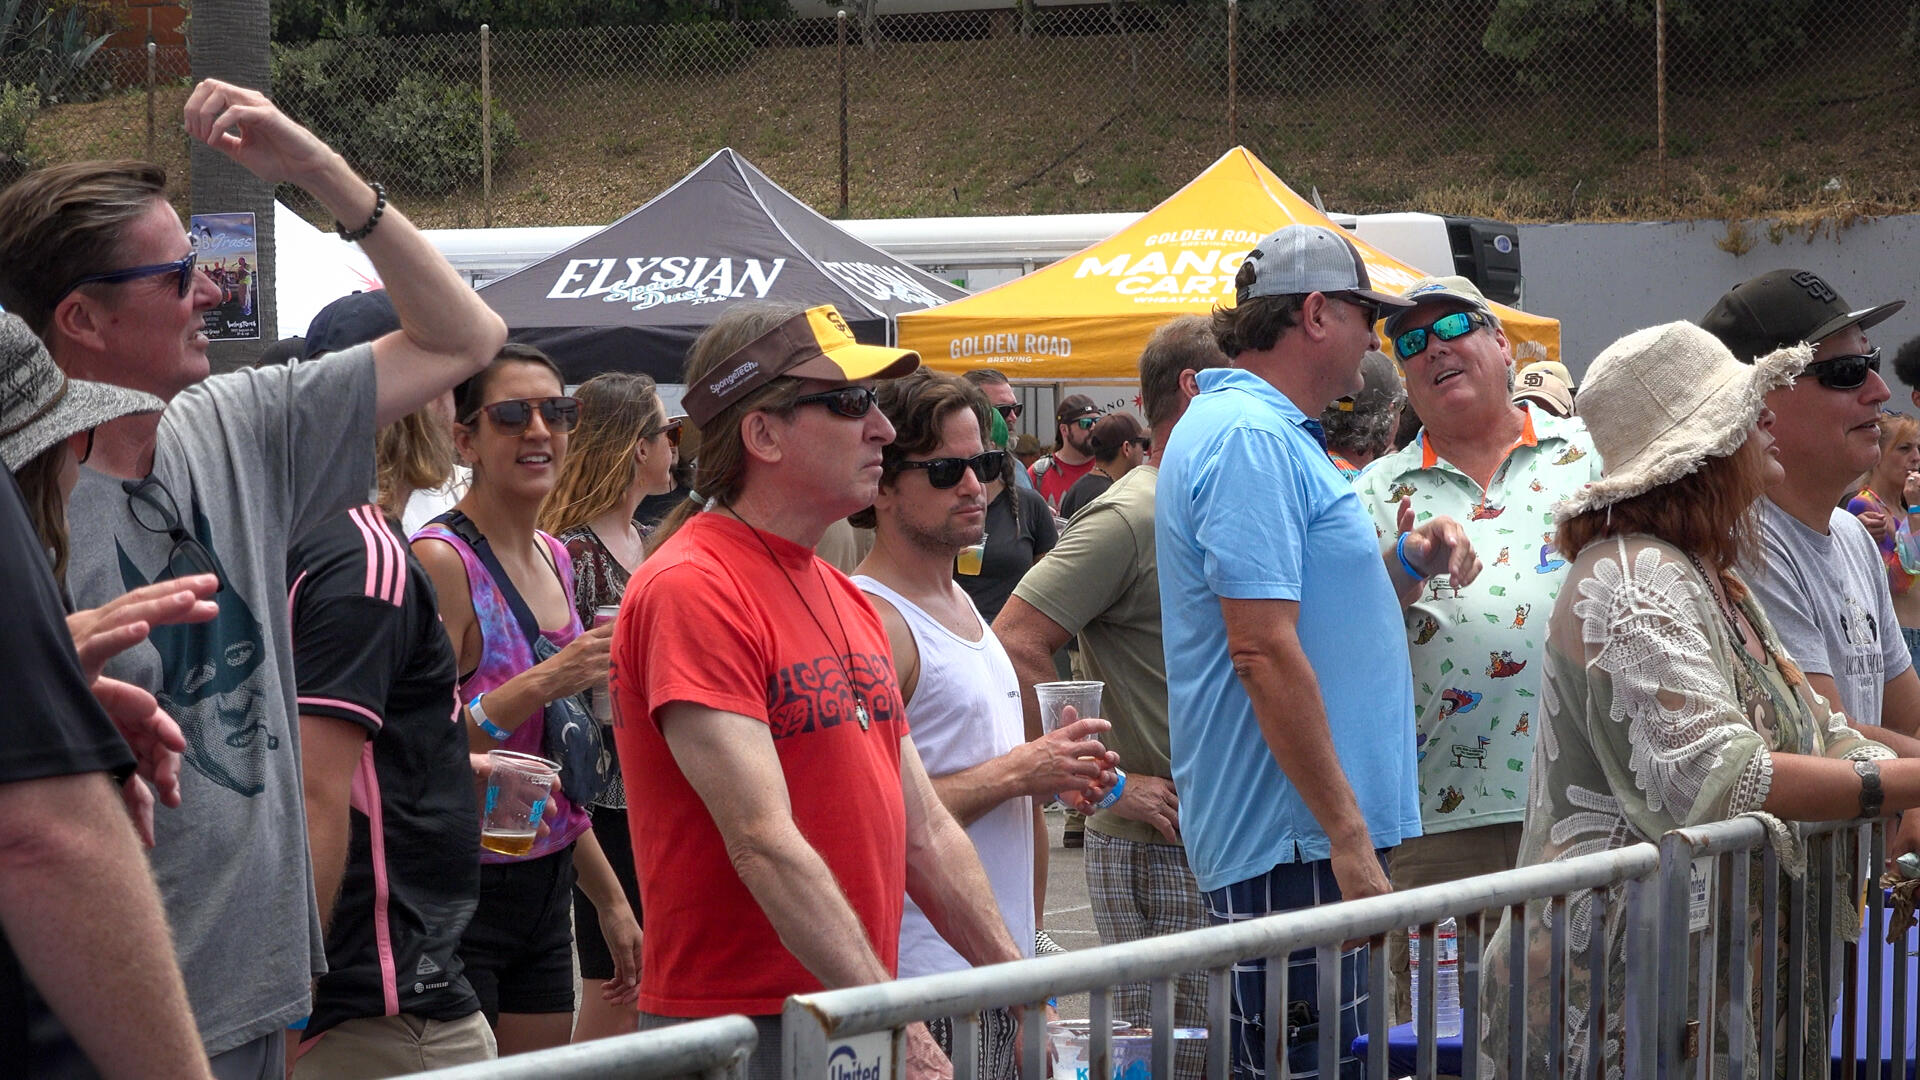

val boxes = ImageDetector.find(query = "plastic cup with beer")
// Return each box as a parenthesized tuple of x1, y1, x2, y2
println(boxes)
(591, 604, 619, 722)
(481, 750, 559, 857)
(956, 532, 988, 576)
(1034, 680, 1104, 733)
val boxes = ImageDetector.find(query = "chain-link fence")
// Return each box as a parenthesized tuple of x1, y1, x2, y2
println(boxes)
(37, 0, 1920, 228)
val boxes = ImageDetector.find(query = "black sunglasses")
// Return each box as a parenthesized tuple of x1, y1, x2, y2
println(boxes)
(1806, 348, 1882, 392)
(1129, 436, 1153, 452)
(467, 396, 581, 435)
(643, 414, 685, 448)
(794, 385, 877, 419)
(994, 402, 1023, 422)
(894, 450, 1007, 489)
(122, 477, 220, 582)
(60, 251, 199, 302)
(1331, 291, 1385, 324)
(1070, 415, 1100, 431)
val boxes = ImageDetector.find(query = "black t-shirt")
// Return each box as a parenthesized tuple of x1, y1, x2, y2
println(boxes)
(1058, 471, 1115, 522)
(956, 484, 1057, 624)
(287, 506, 481, 1037)
(0, 468, 135, 1078)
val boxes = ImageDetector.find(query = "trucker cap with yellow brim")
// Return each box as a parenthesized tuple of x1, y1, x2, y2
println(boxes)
(681, 304, 922, 427)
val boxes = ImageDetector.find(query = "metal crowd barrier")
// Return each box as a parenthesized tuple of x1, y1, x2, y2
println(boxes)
(782, 844, 1665, 1080)
(404, 1015, 758, 1080)
(1653, 816, 1911, 1080)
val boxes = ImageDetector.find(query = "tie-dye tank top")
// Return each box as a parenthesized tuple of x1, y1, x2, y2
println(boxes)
(412, 520, 592, 862)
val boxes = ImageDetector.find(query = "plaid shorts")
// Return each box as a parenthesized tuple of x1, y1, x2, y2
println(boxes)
(1204, 857, 1381, 1080)
(1085, 828, 1210, 1080)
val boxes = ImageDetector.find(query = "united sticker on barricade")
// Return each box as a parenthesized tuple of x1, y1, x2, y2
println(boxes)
(1688, 857, 1713, 933)
(824, 1029, 893, 1080)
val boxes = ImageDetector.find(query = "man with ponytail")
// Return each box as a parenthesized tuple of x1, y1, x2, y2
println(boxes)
(614, 304, 1027, 1079)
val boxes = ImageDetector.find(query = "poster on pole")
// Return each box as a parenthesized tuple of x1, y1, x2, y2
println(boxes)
(189, 212, 260, 341)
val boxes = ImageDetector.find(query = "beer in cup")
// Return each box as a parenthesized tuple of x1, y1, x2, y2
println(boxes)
(481, 750, 559, 857)
(956, 532, 987, 576)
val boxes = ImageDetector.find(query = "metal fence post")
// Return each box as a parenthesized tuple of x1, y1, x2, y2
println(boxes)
(1655, 0, 1666, 194)
(481, 23, 493, 229)
(145, 37, 156, 162)
(1224, 0, 1237, 147)
(837, 9, 849, 217)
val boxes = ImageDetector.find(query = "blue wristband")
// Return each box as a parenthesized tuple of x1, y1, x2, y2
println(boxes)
(467, 693, 511, 741)
(1095, 769, 1127, 810)
(1395, 532, 1426, 581)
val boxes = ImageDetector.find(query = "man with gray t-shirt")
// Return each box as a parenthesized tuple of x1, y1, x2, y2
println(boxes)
(0, 82, 505, 1074)
(1703, 269, 1920, 860)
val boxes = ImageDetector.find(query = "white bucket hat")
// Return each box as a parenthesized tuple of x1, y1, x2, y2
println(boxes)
(1554, 321, 1807, 520)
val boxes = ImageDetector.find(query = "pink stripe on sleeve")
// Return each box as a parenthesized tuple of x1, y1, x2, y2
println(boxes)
(298, 696, 384, 732)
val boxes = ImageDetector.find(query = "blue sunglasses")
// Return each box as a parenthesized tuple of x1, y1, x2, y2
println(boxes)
(58, 251, 199, 302)
(1394, 310, 1490, 360)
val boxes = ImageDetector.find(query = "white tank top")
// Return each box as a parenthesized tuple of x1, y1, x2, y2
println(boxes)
(853, 576, 1037, 977)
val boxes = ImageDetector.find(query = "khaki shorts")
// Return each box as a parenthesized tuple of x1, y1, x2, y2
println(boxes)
(294, 1011, 496, 1080)
(1386, 821, 1525, 1026)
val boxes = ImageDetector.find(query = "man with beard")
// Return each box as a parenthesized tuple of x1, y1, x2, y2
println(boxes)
(850, 371, 1115, 1077)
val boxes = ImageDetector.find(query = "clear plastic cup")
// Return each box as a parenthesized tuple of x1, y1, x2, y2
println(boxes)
(1034, 680, 1103, 733)
(956, 532, 988, 576)
(480, 750, 558, 857)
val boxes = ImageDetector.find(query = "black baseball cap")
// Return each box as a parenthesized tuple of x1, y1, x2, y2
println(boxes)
(1055, 394, 1100, 425)
(304, 289, 399, 359)
(1700, 269, 1905, 363)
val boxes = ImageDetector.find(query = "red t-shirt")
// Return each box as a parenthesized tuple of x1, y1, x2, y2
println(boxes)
(611, 512, 908, 1016)
(1030, 453, 1097, 513)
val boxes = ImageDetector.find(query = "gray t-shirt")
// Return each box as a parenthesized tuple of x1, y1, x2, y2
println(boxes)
(1744, 499, 1911, 727)
(66, 346, 376, 1055)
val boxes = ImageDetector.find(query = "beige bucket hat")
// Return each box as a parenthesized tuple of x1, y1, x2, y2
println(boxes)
(1554, 321, 1807, 520)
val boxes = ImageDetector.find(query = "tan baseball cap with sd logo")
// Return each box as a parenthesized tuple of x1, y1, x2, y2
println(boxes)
(681, 304, 921, 427)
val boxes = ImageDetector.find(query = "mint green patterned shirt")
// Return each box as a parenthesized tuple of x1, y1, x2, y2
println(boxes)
(1351, 405, 1603, 833)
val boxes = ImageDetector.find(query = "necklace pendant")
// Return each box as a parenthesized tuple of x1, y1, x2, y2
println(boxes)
(855, 702, 870, 731)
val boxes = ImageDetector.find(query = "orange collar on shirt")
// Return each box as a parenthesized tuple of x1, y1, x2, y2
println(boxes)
(1420, 405, 1539, 470)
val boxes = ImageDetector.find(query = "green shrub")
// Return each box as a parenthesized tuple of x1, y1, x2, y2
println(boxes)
(359, 74, 517, 195)
(0, 81, 38, 181)
(654, 21, 755, 74)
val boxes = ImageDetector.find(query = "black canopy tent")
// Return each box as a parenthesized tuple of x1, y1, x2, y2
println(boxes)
(478, 149, 968, 384)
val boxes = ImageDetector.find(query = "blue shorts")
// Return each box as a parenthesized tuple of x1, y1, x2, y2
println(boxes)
(1204, 855, 1385, 1080)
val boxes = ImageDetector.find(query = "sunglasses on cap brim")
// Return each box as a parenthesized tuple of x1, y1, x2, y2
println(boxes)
(893, 450, 1007, 489)
(466, 396, 581, 435)
(1394, 310, 1491, 360)
(1805, 348, 1881, 391)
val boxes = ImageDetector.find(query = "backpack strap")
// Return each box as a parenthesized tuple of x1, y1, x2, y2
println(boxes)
(430, 509, 544, 652)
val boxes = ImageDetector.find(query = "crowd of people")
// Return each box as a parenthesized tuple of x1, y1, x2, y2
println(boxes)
(3, 80, 1920, 1080)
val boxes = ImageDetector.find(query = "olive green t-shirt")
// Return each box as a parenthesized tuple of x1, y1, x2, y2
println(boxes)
(1011, 465, 1177, 846)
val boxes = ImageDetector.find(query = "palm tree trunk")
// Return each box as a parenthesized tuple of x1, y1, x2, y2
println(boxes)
(188, 0, 276, 371)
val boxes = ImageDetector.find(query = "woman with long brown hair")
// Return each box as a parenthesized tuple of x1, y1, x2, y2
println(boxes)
(534, 371, 678, 1043)
(1477, 322, 1920, 1077)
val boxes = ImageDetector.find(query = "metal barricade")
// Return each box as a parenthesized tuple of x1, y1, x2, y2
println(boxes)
(404, 1015, 759, 1080)
(783, 844, 1664, 1080)
(1653, 816, 1912, 1080)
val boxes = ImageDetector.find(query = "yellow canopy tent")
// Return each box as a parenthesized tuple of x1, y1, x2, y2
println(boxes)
(900, 147, 1560, 381)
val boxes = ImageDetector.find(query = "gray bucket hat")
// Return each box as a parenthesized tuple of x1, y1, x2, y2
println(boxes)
(0, 312, 165, 471)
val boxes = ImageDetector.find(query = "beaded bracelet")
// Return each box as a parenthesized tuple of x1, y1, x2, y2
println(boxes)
(335, 182, 387, 243)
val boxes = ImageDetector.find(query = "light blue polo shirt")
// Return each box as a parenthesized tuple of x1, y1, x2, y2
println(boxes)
(1156, 367, 1422, 893)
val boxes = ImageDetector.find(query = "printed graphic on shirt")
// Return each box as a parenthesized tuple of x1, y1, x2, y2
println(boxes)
(116, 500, 275, 796)
(1351, 410, 1603, 828)
(766, 650, 902, 739)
